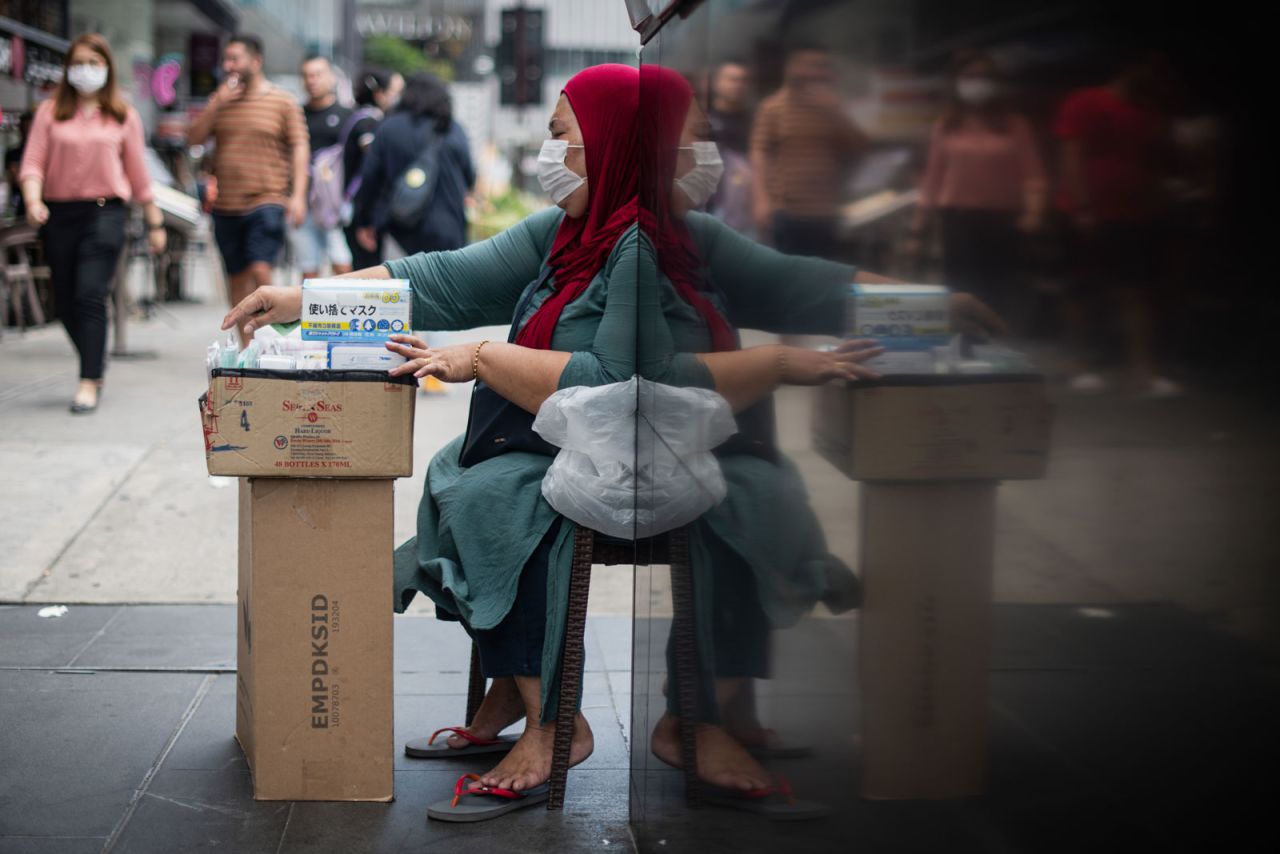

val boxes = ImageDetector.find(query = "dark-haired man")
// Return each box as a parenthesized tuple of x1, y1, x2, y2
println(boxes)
(188, 34, 309, 310)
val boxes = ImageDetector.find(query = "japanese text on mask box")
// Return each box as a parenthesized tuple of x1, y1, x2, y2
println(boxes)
(301, 279, 412, 342)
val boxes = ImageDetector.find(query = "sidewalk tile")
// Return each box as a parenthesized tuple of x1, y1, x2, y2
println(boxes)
(0, 670, 206, 837)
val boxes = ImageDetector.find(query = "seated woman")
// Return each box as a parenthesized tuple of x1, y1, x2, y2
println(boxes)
(224, 64, 645, 820)
(631, 64, 1004, 813)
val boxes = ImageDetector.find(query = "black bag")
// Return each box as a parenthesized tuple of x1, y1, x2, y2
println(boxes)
(387, 121, 444, 229)
(459, 268, 560, 467)
(715, 396, 778, 462)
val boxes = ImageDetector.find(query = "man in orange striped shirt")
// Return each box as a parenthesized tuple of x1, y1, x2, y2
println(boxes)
(188, 34, 309, 310)
(750, 45, 868, 259)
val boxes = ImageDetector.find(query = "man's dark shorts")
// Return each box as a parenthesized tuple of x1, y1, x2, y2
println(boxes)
(213, 204, 285, 276)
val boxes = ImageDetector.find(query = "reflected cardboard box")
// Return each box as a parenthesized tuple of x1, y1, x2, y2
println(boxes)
(811, 375, 1053, 799)
(812, 375, 1052, 481)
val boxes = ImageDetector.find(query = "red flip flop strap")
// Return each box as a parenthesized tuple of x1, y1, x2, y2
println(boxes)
(428, 726, 504, 747)
(742, 775, 796, 804)
(449, 773, 525, 807)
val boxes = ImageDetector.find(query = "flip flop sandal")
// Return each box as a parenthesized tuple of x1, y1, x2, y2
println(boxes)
(405, 726, 520, 759)
(427, 774, 550, 823)
(701, 775, 829, 822)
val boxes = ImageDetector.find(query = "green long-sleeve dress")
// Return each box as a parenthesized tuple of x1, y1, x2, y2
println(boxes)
(387, 206, 855, 719)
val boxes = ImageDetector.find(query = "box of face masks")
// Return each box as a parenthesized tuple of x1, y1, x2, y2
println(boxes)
(847, 284, 950, 374)
(301, 279, 411, 343)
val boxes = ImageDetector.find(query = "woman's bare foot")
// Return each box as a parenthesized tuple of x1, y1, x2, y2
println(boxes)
(447, 676, 525, 749)
(650, 712, 772, 791)
(477, 712, 594, 792)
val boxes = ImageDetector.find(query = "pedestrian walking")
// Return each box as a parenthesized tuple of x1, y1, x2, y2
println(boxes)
(1055, 50, 1181, 397)
(749, 44, 868, 257)
(19, 33, 166, 414)
(350, 72, 474, 258)
(187, 34, 308, 311)
(907, 50, 1048, 320)
(341, 68, 404, 269)
(295, 54, 353, 278)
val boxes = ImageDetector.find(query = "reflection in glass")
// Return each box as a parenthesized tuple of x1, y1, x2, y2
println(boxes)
(629, 2, 1276, 853)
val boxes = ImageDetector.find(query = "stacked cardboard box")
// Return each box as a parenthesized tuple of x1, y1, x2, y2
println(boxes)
(202, 369, 416, 801)
(812, 375, 1052, 799)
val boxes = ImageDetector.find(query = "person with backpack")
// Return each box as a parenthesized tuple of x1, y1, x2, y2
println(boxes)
(294, 54, 353, 278)
(341, 68, 404, 269)
(351, 72, 474, 257)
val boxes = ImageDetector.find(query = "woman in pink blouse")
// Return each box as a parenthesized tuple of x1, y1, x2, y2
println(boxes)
(909, 51, 1047, 318)
(19, 33, 165, 414)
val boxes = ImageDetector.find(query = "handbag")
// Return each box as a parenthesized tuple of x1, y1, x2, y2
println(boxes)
(715, 396, 778, 462)
(387, 120, 444, 229)
(459, 267, 560, 467)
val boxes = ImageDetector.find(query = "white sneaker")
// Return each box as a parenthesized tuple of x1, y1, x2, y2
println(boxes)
(1068, 372, 1108, 394)
(1137, 376, 1184, 400)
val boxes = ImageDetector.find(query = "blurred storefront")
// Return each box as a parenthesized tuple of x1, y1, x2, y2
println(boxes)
(0, 3, 69, 135)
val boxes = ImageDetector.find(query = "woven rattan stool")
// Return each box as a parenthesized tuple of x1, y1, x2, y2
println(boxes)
(463, 525, 700, 810)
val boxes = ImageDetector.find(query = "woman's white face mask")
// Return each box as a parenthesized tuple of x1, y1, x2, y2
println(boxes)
(536, 140, 586, 205)
(956, 78, 999, 106)
(675, 141, 724, 208)
(67, 63, 109, 95)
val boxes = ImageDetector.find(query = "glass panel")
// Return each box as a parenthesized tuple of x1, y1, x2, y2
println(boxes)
(630, 1, 1274, 851)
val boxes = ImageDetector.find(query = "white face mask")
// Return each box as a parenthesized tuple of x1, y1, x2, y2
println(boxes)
(67, 64, 109, 95)
(675, 141, 724, 209)
(536, 140, 586, 205)
(956, 78, 998, 106)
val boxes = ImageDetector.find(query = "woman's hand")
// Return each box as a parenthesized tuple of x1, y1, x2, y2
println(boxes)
(221, 285, 303, 338)
(386, 335, 478, 382)
(780, 340, 883, 385)
(25, 200, 49, 227)
(949, 292, 1008, 339)
(147, 226, 167, 255)
(356, 227, 378, 252)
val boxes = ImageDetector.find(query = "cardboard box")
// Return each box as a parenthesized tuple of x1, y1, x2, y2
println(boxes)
(813, 377, 1052, 481)
(201, 370, 416, 478)
(858, 481, 995, 798)
(237, 478, 394, 801)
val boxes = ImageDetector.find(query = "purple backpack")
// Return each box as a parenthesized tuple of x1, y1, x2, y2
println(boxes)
(308, 107, 378, 230)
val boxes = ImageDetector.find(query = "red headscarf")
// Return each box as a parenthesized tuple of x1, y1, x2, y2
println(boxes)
(515, 64, 640, 350)
(639, 64, 737, 352)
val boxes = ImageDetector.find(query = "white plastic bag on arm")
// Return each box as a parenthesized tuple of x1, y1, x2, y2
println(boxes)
(534, 377, 737, 539)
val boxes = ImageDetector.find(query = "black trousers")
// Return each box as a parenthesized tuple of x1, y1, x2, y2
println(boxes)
(772, 212, 839, 259)
(939, 208, 1021, 318)
(42, 200, 127, 380)
(343, 224, 383, 271)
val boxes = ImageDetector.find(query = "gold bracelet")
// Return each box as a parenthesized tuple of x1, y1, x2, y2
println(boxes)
(776, 347, 788, 384)
(472, 340, 490, 382)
